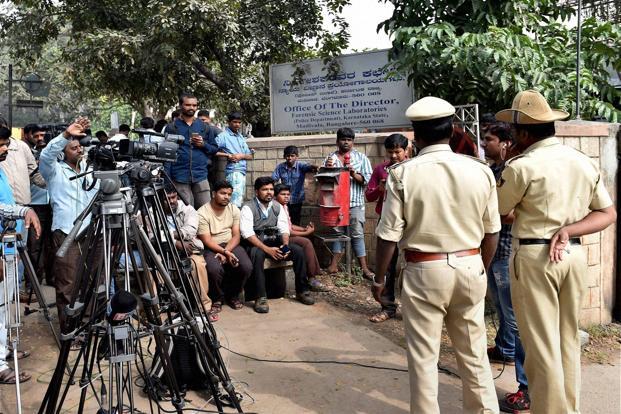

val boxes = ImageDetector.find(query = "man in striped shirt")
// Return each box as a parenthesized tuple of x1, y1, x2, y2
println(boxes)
(323, 128, 373, 278)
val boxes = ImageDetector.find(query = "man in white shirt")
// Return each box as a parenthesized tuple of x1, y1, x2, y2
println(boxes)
(239, 176, 314, 313)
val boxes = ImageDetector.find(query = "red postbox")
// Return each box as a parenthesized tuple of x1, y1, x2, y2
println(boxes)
(315, 166, 350, 227)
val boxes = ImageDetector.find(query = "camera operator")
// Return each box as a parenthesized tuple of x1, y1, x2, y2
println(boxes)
(0, 131, 41, 384)
(39, 117, 99, 331)
(164, 92, 219, 209)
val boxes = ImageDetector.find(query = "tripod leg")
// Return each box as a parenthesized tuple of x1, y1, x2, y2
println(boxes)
(137, 227, 243, 412)
(12, 338, 23, 414)
(17, 246, 61, 349)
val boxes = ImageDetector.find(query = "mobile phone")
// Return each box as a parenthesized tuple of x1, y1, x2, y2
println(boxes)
(280, 245, 290, 255)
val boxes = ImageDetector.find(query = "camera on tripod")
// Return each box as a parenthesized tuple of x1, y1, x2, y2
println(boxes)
(120, 129, 184, 163)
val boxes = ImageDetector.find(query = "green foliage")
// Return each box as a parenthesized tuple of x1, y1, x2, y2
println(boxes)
(0, 0, 351, 135)
(382, 0, 621, 121)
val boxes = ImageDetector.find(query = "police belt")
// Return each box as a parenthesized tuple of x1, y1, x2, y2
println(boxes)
(404, 248, 480, 263)
(518, 238, 581, 245)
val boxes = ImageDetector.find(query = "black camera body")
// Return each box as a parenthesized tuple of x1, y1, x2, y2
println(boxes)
(256, 226, 282, 247)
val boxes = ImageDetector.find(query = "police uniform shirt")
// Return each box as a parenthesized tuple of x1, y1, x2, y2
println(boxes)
(497, 137, 613, 238)
(376, 144, 501, 252)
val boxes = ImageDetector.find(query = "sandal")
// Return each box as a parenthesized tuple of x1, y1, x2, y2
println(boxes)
(6, 350, 30, 360)
(369, 310, 395, 323)
(227, 298, 243, 310)
(0, 368, 31, 384)
(208, 311, 220, 323)
(211, 302, 223, 314)
(362, 271, 375, 281)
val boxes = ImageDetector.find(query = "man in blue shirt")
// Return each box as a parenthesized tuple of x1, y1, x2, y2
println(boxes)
(39, 117, 99, 330)
(216, 112, 254, 208)
(165, 93, 219, 209)
(0, 131, 40, 384)
(272, 145, 317, 225)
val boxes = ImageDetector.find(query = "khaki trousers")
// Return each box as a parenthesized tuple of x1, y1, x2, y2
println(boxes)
(401, 254, 499, 414)
(510, 243, 587, 414)
(189, 253, 211, 311)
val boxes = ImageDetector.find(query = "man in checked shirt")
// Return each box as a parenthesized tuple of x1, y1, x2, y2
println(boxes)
(323, 127, 374, 279)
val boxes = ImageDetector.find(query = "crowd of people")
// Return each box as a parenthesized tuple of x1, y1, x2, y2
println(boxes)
(0, 89, 615, 414)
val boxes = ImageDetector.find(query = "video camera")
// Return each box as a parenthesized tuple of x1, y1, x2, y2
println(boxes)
(120, 129, 184, 162)
(81, 129, 183, 167)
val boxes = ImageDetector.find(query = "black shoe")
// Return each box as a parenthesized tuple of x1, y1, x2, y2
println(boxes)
(499, 389, 530, 413)
(254, 297, 269, 313)
(487, 346, 515, 365)
(297, 291, 315, 305)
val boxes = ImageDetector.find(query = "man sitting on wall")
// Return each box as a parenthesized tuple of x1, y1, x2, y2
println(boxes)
(197, 180, 252, 318)
(240, 177, 314, 313)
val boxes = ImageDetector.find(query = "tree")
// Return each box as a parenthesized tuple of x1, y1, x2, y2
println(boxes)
(0, 0, 351, 136)
(380, 0, 621, 122)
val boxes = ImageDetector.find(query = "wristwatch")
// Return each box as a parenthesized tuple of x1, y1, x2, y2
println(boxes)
(372, 274, 385, 287)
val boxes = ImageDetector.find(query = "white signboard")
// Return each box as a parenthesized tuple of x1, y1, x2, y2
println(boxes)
(270, 50, 413, 134)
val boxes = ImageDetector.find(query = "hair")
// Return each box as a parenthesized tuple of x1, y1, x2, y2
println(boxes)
(274, 183, 291, 196)
(283, 145, 299, 157)
(480, 113, 496, 125)
(486, 122, 512, 142)
(24, 123, 39, 135)
(140, 117, 155, 129)
(178, 92, 196, 106)
(254, 176, 274, 191)
(227, 111, 242, 122)
(211, 179, 233, 193)
(95, 130, 108, 139)
(197, 109, 210, 118)
(164, 183, 177, 194)
(514, 122, 556, 140)
(154, 119, 168, 132)
(119, 124, 130, 133)
(0, 117, 7, 128)
(336, 127, 355, 140)
(411, 115, 454, 143)
(171, 110, 181, 119)
(0, 126, 10, 140)
(384, 133, 408, 150)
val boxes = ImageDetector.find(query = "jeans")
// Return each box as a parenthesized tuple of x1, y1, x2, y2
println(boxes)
(246, 243, 309, 297)
(488, 257, 528, 388)
(332, 205, 366, 257)
(174, 179, 211, 210)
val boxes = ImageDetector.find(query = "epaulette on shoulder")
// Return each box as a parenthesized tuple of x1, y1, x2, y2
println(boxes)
(456, 153, 488, 165)
(505, 154, 526, 166)
(387, 158, 413, 170)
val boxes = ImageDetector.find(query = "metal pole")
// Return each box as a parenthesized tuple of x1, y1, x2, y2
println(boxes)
(575, 0, 582, 120)
(8, 64, 13, 129)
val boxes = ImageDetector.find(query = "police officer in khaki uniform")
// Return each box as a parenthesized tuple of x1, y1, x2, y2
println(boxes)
(374, 96, 501, 414)
(495, 90, 616, 414)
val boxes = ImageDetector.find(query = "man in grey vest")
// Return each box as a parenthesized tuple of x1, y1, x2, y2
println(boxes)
(240, 176, 315, 313)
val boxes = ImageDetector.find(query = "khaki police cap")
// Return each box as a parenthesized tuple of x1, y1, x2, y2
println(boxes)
(496, 89, 569, 124)
(405, 96, 456, 121)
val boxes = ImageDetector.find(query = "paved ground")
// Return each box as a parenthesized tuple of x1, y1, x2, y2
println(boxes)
(0, 290, 619, 413)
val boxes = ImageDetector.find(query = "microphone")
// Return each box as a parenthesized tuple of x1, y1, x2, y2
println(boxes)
(108, 290, 137, 324)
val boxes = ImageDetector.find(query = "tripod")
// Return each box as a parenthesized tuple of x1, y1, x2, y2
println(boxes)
(38, 164, 243, 414)
(1, 229, 23, 414)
